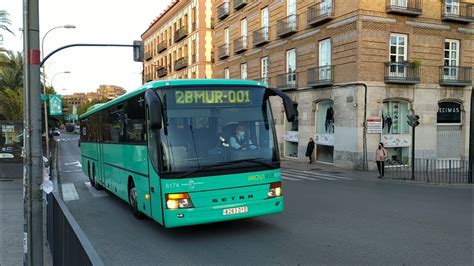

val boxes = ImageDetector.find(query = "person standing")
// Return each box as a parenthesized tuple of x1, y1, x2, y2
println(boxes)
(305, 138, 315, 164)
(375, 142, 387, 178)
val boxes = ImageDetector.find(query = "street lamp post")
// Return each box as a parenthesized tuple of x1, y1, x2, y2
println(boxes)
(50, 71, 71, 89)
(41, 24, 75, 159)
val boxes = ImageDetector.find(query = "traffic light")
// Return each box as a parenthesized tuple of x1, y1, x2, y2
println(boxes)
(133, 40, 144, 62)
(407, 114, 420, 127)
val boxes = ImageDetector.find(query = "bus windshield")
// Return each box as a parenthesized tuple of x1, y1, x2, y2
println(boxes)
(158, 86, 278, 174)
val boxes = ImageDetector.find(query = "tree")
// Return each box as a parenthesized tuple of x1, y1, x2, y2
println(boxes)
(0, 10, 14, 51)
(0, 50, 23, 91)
(78, 98, 107, 116)
(0, 88, 23, 121)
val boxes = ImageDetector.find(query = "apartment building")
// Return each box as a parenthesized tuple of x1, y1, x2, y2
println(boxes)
(142, 0, 214, 82)
(62, 85, 126, 114)
(213, 0, 473, 169)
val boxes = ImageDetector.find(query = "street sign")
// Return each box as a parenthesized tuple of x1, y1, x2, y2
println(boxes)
(49, 94, 63, 116)
(367, 117, 382, 134)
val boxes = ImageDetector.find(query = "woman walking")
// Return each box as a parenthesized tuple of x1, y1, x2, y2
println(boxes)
(375, 142, 387, 178)
(305, 138, 315, 164)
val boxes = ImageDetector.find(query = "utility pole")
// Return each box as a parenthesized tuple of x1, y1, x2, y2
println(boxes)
(23, 0, 44, 265)
(469, 88, 473, 184)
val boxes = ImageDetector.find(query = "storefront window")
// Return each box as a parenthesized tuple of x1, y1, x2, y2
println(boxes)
(316, 101, 334, 134)
(284, 111, 298, 158)
(382, 101, 409, 135)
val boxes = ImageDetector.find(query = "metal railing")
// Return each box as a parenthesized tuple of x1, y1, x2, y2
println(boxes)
(157, 41, 167, 53)
(157, 66, 168, 77)
(47, 192, 104, 265)
(307, 1, 334, 26)
(386, 0, 422, 16)
(307, 66, 334, 87)
(384, 158, 470, 183)
(233, 36, 248, 53)
(442, 1, 474, 22)
(191, 53, 196, 64)
(276, 72, 298, 90)
(277, 14, 298, 37)
(144, 51, 152, 61)
(253, 27, 270, 47)
(439, 66, 472, 86)
(218, 44, 230, 59)
(174, 26, 188, 43)
(174, 57, 188, 71)
(384, 62, 420, 84)
(233, 0, 247, 10)
(218, 1, 230, 20)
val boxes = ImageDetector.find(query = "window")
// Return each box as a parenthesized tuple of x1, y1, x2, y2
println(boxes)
(224, 27, 230, 45)
(224, 67, 230, 79)
(286, 49, 296, 85)
(287, 0, 297, 28)
(444, 39, 460, 79)
(261, 57, 269, 84)
(389, 34, 408, 77)
(445, 0, 460, 15)
(240, 63, 248, 80)
(321, 0, 333, 15)
(319, 39, 331, 81)
(383, 101, 410, 135)
(261, 7, 269, 38)
(241, 18, 247, 37)
(391, 0, 407, 7)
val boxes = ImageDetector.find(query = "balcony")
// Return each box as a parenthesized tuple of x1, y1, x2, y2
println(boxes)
(277, 15, 298, 38)
(386, 0, 422, 16)
(258, 77, 269, 86)
(218, 44, 230, 59)
(307, 66, 334, 87)
(145, 51, 152, 61)
(191, 54, 196, 64)
(307, 1, 334, 27)
(276, 73, 298, 90)
(253, 27, 270, 47)
(442, 1, 474, 23)
(157, 41, 167, 53)
(234, 0, 247, 10)
(144, 74, 153, 82)
(384, 62, 420, 84)
(174, 26, 188, 43)
(174, 57, 188, 71)
(217, 1, 230, 20)
(157, 67, 168, 78)
(233, 36, 248, 54)
(439, 66, 472, 86)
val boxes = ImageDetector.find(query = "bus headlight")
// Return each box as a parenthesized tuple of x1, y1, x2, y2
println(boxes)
(267, 182, 282, 198)
(166, 193, 194, 210)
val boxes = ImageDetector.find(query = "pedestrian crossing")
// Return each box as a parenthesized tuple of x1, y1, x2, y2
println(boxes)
(281, 168, 354, 182)
(59, 138, 78, 142)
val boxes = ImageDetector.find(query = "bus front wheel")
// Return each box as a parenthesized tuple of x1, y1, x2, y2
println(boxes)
(128, 180, 143, 219)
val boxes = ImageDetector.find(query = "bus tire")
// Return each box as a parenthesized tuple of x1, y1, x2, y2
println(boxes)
(92, 164, 103, 190)
(128, 179, 143, 219)
(87, 162, 92, 185)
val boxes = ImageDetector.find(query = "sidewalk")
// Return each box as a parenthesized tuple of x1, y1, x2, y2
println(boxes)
(0, 178, 23, 266)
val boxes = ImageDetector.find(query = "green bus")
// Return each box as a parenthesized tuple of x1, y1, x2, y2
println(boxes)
(79, 79, 296, 228)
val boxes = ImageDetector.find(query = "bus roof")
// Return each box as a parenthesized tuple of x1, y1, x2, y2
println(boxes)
(79, 79, 267, 119)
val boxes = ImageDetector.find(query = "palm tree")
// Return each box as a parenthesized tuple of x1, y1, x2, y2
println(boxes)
(0, 10, 14, 50)
(0, 50, 23, 91)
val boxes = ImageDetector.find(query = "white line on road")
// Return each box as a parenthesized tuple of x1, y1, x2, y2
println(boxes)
(64, 161, 82, 167)
(281, 175, 302, 181)
(62, 169, 83, 173)
(283, 169, 353, 181)
(61, 183, 80, 201)
(282, 173, 320, 181)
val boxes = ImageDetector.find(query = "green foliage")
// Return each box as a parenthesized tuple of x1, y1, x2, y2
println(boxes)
(0, 50, 23, 91)
(410, 60, 421, 70)
(0, 10, 14, 35)
(0, 88, 23, 121)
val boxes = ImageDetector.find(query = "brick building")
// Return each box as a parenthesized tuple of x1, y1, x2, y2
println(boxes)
(142, 0, 214, 82)
(62, 85, 126, 114)
(213, 0, 473, 169)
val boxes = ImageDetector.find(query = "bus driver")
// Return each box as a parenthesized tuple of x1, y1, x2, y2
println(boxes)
(229, 125, 257, 150)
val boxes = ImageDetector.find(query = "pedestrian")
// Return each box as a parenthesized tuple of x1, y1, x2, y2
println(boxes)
(375, 142, 387, 178)
(305, 138, 315, 164)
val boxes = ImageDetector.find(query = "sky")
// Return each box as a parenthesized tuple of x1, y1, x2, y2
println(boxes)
(2, 0, 173, 94)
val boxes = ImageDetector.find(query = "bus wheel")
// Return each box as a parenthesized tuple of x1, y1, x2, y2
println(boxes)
(128, 181, 143, 219)
(87, 162, 92, 185)
(92, 165, 103, 190)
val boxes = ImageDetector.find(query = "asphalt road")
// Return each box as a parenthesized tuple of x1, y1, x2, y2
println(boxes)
(56, 132, 473, 265)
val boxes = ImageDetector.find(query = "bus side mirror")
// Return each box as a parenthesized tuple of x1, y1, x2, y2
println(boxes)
(145, 89, 163, 130)
(266, 88, 298, 122)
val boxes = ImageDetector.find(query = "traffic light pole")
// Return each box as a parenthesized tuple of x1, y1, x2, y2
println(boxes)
(411, 126, 415, 180)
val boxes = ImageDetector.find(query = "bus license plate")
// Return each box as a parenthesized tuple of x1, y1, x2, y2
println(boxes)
(223, 206, 248, 216)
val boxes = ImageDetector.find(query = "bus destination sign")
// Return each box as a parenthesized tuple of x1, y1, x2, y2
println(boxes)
(175, 90, 252, 105)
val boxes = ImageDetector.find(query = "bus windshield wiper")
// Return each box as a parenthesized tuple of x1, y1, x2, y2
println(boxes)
(178, 158, 277, 178)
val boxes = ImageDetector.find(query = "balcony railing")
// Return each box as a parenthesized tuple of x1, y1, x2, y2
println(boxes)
(157, 67, 168, 78)
(144, 74, 153, 82)
(386, 0, 422, 16)
(218, 1, 230, 20)
(191, 54, 196, 64)
(145, 51, 152, 61)
(442, 1, 474, 23)
(157, 41, 167, 53)
(233, 36, 248, 54)
(174, 57, 188, 71)
(384, 62, 420, 84)
(253, 27, 270, 47)
(276, 73, 298, 90)
(218, 44, 230, 59)
(277, 15, 298, 38)
(439, 66, 472, 86)
(234, 0, 247, 10)
(307, 1, 334, 27)
(174, 26, 188, 43)
(307, 66, 334, 87)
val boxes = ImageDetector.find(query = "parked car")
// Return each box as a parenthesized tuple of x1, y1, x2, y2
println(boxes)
(52, 130, 60, 136)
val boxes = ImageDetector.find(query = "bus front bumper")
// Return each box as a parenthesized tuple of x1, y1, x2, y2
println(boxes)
(163, 197, 284, 228)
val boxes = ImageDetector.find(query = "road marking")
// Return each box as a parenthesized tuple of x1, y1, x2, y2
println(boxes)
(62, 169, 83, 173)
(281, 175, 302, 181)
(61, 183, 80, 201)
(282, 173, 320, 181)
(282, 168, 354, 181)
(283, 170, 337, 180)
(84, 182, 108, 197)
(64, 161, 82, 167)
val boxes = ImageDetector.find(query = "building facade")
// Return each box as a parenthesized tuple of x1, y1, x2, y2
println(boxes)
(142, 0, 214, 82)
(62, 85, 126, 114)
(213, 0, 473, 169)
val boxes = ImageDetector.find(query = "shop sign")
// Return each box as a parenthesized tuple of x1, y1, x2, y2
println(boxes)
(437, 102, 461, 124)
(315, 133, 335, 146)
(284, 131, 299, 142)
(1, 125, 14, 133)
(381, 134, 410, 147)
(367, 117, 382, 134)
